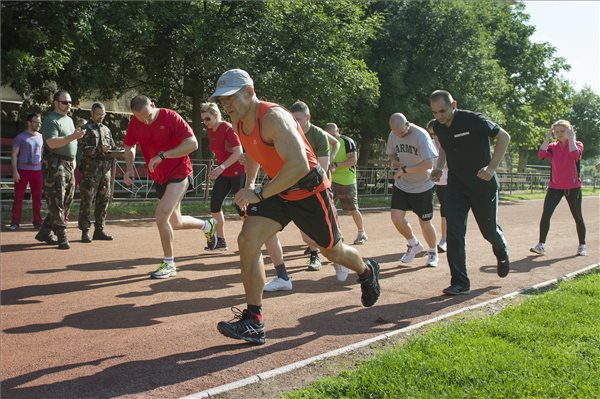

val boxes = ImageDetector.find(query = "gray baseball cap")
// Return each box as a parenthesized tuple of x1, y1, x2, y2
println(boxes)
(209, 69, 253, 101)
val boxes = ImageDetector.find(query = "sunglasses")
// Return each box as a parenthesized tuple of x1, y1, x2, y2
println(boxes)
(58, 100, 72, 105)
(202, 117, 212, 122)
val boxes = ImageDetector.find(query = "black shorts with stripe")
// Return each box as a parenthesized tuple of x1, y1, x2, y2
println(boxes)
(247, 188, 341, 249)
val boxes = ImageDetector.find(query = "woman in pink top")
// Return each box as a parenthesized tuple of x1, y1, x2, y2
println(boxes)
(530, 120, 586, 256)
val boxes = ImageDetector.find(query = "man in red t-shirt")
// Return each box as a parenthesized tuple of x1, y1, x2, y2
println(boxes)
(210, 69, 381, 345)
(123, 95, 217, 279)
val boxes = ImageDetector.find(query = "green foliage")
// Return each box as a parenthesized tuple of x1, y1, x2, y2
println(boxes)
(569, 87, 600, 159)
(284, 271, 600, 398)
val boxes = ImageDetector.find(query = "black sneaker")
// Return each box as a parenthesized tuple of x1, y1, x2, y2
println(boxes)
(217, 307, 266, 345)
(303, 247, 312, 255)
(497, 254, 510, 278)
(358, 259, 380, 307)
(9, 223, 18, 231)
(206, 238, 227, 251)
(443, 285, 470, 295)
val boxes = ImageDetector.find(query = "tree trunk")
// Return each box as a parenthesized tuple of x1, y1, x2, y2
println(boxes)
(358, 128, 375, 166)
(517, 149, 528, 173)
(191, 93, 203, 160)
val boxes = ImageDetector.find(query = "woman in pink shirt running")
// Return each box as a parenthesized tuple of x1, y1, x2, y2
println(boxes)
(530, 120, 586, 256)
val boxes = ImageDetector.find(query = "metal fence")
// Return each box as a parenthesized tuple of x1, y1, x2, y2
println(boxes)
(1, 155, 599, 202)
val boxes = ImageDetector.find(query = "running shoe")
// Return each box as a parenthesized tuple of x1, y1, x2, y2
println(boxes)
(443, 285, 470, 295)
(217, 307, 266, 345)
(333, 264, 349, 282)
(358, 259, 380, 307)
(437, 239, 447, 253)
(400, 241, 424, 263)
(577, 244, 587, 256)
(206, 237, 227, 251)
(425, 252, 438, 267)
(9, 224, 18, 231)
(353, 231, 368, 245)
(307, 253, 322, 271)
(530, 242, 545, 255)
(150, 262, 177, 279)
(263, 277, 293, 292)
(303, 247, 312, 255)
(497, 255, 510, 278)
(203, 218, 217, 250)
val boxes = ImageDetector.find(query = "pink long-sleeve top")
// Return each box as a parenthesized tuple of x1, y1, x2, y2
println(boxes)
(538, 140, 584, 189)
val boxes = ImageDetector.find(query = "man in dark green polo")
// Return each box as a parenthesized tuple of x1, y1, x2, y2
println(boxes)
(35, 90, 85, 249)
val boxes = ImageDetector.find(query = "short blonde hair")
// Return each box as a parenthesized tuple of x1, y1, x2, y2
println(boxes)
(200, 102, 221, 119)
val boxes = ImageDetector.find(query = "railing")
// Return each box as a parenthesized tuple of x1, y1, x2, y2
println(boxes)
(1, 154, 599, 202)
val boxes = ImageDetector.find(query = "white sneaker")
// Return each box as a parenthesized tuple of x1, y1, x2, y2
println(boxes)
(437, 239, 447, 253)
(530, 243, 545, 255)
(263, 277, 293, 292)
(400, 241, 424, 263)
(353, 231, 368, 245)
(333, 264, 349, 282)
(426, 252, 438, 267)
(577, 244, 587, 256)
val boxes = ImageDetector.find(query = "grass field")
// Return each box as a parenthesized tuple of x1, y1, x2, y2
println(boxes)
(2, 187, 599, 224)
(281, 270, 600, 398)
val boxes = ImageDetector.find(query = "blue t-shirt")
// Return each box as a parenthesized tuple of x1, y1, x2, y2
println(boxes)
(13, 131, 43, 171)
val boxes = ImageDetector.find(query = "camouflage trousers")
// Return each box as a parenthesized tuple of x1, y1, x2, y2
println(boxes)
(41, 153, 76, 231)
(78, 159, 113, 230)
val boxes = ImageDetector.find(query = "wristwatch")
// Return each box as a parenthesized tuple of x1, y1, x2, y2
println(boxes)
(158, 151, 166, 160)
(254, 186, 265, 201)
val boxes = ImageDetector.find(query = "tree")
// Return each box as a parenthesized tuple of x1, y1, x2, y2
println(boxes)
(569, 87, 600, 160)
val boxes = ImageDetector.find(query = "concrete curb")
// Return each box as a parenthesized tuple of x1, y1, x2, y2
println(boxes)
(180, 262, 600, 399)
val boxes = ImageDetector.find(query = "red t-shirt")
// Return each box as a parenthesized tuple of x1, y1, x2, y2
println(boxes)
(208, 121, 244, 177)
(124, 108, 194, 183)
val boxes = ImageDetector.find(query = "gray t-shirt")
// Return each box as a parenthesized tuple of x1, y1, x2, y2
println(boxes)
(386, 123, 438, 193)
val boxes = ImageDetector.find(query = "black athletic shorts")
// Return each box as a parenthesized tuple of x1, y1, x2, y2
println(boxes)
(391, 185, 434, 221)
(246, 188, 341, 249)
(435, 184, 447, 218)
(155, 175, 193, 200)
(211, 174, 246, 216)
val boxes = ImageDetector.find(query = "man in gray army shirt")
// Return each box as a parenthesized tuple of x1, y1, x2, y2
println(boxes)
(35, 90, 85, 249)
(386, 113, 439, 267)
(78, 102, 116, 242)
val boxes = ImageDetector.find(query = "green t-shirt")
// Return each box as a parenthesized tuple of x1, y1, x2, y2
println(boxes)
(304, 124, 330, 158)
(332, 135, 357, 185)
(41, 111, 77, 157)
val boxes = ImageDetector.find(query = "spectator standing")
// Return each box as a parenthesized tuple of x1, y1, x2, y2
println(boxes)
(78, 102, 116, 242)
(35, 90, 85, 249)
(530, 120, 586, 256)
(10, 113, 44, 230)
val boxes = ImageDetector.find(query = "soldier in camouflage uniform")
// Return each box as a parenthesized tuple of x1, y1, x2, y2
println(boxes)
(35, 90, 85, 249)
(78, 102, 116, 242)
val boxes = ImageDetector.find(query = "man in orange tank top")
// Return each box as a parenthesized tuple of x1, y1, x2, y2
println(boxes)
(210, 69, 381, 345)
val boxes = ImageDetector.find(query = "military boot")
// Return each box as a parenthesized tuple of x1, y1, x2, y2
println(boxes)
(35, 225, 58, 245)
(93, 228, 113, 241)
(57, 229, 70, 250)
(81, 229, 92, 243)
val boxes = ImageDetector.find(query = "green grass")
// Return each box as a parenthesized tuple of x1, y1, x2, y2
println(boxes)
(283, 270, 600, 399)
(500, 186, 600, 201)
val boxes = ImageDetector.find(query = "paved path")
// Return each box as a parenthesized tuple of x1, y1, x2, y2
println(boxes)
(1, 197, 598, 398)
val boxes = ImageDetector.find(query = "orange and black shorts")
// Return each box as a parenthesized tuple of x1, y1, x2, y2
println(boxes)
(247, 188, 341, 249)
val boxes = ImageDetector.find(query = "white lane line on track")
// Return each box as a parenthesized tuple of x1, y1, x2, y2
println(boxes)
(179, 262, 600, 399)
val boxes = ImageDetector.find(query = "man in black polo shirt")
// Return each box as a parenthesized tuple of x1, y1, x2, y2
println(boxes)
(430, 90, 510, 295)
